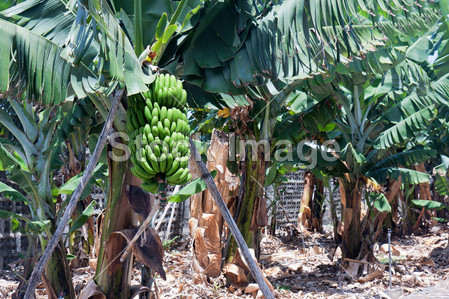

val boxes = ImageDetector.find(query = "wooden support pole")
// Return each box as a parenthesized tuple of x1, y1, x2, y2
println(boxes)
(25, 89, 124, 298)
(189, 138, 274, 299)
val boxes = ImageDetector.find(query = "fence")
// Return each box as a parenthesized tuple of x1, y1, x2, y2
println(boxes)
(268, 170, 341, 230)
(273, 170, 305, 229)
(0, 195, 29, 269)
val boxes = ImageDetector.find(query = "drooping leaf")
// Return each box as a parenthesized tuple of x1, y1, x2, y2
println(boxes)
(264, 160, 278, 187)
(369, 167, 430, 185)
(111, 227, 166, 280)
(412, 199, 448, 210)
(435, 173, 449, 196)
(68, 200, 97, 235)
(369, 148, 436, 171)
(0, 181, 28, 202)
(0, 209, 28, 222)
(180, 0, 440, 97)
(0, 0, 152, 104)
(377, 106, 436, 149)
(58, 163, 106, 199)
(127, 185, 154, 219)
(431, 217, 448, 223)
(26, 220, 51, 234)
(370, 192, 391, 213)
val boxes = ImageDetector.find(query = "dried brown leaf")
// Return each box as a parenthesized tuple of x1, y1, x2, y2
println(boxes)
(127, 185, 154, 218)
(244, 283, 259, 293)
(264, 267, 282, 277)
(357, 269, 384, 283)
(420, 258, 436, 267)
(129, 285, 152, 298)
(112, 227, 166, 280)
(78, 279, 106, 299)
(256, 196, 268, 227)
(203, 254, 221, 277)
(224, 264, 247, 284)
(201, 214, 221, 254)
(287, 263, 303, 272)
(193, 228, 209, 269)
(380, 244, 401, 256)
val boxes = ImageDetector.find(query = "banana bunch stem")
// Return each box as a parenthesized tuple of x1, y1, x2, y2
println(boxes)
(156, 175, 168, 210)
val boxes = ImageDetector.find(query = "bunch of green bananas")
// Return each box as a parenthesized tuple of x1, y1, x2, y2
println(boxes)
(127, 74, 191, 193)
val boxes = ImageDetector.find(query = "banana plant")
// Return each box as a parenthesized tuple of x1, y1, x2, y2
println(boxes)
(57, 98, 104, 268)
(0, 98, 106, 298)
(0, 98, 74, 297)
(164, 0, 445, 271)
(410, 157, 449, 223)
(1, 0, 205, 296)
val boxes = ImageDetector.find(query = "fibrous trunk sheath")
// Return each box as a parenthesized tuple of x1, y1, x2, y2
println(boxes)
(95, 147, 135, 298)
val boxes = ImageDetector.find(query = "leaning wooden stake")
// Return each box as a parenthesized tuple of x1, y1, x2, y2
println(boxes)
(25, 89, 124, 298)
(189, 138, 274, 299)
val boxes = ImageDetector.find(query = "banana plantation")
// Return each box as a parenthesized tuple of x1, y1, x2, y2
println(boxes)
(1, 0, 449, 298)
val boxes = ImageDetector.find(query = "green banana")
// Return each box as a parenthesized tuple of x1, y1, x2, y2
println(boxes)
(181, 89, 187, 107)
(178, 173, 192, 185)
(131, 166, 153, 180)
(145, 99, 153, 111)
(167, 167, 184, 183)
(177, 168, 190, 182)
(170, 122, 177, 133)
(144, 106, 152, 122)
(160, 106, 167, 120)
(176, 80, 183, 99)
(136, 107, 145, 126)
(157, 122, 164, 138)
(179, 156, 189, 169)
(152, 126, 158, 138)
(141, 180, 159, 193)
(167, 108, 173, 123)
(159, 153, 167, 172)
(175, 119, 183, 133)
(154, 101, 160, 112)
(128, 73, 191, 187)
(146, 149, 160, 173)
(166, 153, 174, 173)
(166, 158, 180, 176)
(163, 127, 170, 139)
(131, 114, 140, 131)
(151, 115, 158, 127)
(152, 143, 161, 157)
(146, 131, 154, 143)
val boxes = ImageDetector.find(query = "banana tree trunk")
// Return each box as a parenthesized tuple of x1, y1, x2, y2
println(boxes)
(44, 239, 75, 298)
(339, 178, 363, 259)
(413, 163, 435, 229)
(227, 145, 267, 261)
(312, 179, 325, 232)
(402, 184, 418, 234)
(95, 147, 135, 298)
(371, 178, 401, 241)
(298, 171, 315, 229)
(12, 235, 37, 299)
(189, 130, 238, 278)
(66, 140, 94, 268)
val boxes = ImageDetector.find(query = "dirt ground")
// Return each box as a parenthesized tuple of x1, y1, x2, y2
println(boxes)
(1, 224, 448, 298)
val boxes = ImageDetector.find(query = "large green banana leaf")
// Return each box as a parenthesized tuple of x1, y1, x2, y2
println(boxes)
(0, 0, 151, 105)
